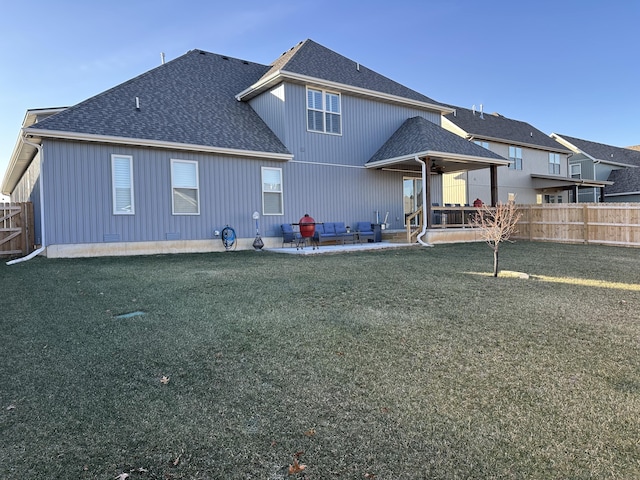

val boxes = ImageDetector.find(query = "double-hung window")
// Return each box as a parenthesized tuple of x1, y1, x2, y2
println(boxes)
(111, 154, 134, 214)
(508, 146, 522, 170)
(171, 159, 199, 215)
(307, 87, 341, 134)
(570, 163, 582, 179)
(262, 167, 283, 215)
(549, 153, 561, 175)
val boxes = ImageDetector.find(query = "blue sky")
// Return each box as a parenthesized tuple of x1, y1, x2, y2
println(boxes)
(1, 0, 638, 189)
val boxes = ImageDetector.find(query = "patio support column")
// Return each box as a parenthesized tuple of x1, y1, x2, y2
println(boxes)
(574, 185, 579, 203)
(490, 164, 498, 206)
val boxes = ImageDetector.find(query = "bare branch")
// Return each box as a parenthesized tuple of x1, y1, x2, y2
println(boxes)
(469, 200, 522, 276)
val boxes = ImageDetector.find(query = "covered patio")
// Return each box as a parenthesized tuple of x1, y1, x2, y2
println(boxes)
(530, 174, 613, 202)
(366, 116, 510, 244)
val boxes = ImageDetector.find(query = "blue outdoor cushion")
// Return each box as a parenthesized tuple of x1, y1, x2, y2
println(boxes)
(324, 223, 336, 235)
(355, 221, 372, 233)
(314, 223, 325, 234)
(281, 223, 294, 233)
(334, 222, 347, 234)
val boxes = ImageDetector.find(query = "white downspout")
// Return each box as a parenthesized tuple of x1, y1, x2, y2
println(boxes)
(414, 156, 433, 247)
(6, 137, 46, 265)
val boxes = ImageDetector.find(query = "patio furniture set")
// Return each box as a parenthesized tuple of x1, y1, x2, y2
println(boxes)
(281, 219, 378, 249)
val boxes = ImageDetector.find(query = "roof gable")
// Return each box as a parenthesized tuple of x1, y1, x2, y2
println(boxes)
(368, 116, 506, 164)
(27, 50, 290, 155)
(554, 134, 640, 167)
(444, 107, 570, 153)
(240, 39, 448, 110)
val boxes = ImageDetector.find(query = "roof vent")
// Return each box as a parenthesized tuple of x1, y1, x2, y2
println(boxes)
(530, 132, 533, 137)
(222, 56, 229, 60)
(242, 60, 249, 65)
(356, 62, 360, 71)
(160, 52, 165, 65)
(199, 51, 206, 55)
(479, 104, 484, 119)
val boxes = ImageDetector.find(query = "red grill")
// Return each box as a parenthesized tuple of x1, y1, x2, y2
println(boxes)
(299, 214, 316, 238)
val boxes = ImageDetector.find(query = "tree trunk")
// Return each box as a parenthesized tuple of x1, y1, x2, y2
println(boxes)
(493, 248, 499, 277)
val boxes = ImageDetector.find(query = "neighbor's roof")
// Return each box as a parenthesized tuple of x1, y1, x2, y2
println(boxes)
(444, 106, 571, 153)
(367, 116, 508, 171)
(237, 39, 451, 113)
(552, 134, 640, 167)
(551, 134, 640, 196)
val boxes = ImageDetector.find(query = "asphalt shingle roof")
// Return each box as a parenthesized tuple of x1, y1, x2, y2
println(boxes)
(28, 50, 290, 155)
(557, 134, 640, 166)
(557, 135, 640, 195)
(259, 39, 445, 106)
(444, 107, 570, 152)
(368, 116, 506, 164)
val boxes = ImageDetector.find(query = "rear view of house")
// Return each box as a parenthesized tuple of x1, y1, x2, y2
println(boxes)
(2, 39, 508, 257)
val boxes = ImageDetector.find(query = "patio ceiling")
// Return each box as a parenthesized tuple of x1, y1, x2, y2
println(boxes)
(531, 174, 613, 191)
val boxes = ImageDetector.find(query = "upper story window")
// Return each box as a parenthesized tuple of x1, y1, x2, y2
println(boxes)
(171, 159, 199, 215)
(111, 154, 134, 215)
(570, 163, 581, 179)
(307, 87, 341, 135)
(508, 146, 522, 170)
(474, 140, 489, 149)
(549, 153, 561, 175)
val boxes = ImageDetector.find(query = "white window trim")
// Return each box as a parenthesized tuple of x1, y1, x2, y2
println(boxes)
(548, 153, 561, 175)
(571, 163, 582, 179)
(171, 159, 200, 215)
(111, 154, 134, 215)
(261, 166, 284, 216)
(508, 146, 522, 170)
(306, 87, 342, 136)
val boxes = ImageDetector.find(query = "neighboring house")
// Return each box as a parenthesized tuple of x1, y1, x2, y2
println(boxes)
(0, 194, 9, 203)
(551, 134, 640, 202)
(1, 39, 508, 257)
(441, 107, 609, 204)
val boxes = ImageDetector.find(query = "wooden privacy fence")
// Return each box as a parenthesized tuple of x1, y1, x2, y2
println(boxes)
(513, 203, 640, 248)
(0, 202, 35, 257)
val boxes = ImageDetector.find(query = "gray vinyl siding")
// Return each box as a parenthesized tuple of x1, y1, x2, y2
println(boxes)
(248, 84, 287, 143)
(42, 140, 289, 245)
(281, 162, 406, 231)
(41, 139, 412, 245)
(252, 82, 441, 167)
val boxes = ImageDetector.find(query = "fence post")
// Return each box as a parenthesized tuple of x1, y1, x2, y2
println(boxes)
(583, 204, 589, 244)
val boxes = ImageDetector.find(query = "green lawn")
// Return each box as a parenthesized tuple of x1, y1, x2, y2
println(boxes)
(1, 242, 640, 479)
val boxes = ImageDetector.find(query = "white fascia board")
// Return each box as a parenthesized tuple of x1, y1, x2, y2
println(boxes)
(236, 70, 454, 114)
(428, 150, 510, 166)
(365, 153, 428, 169)
(23, 128, 294, 161)
(550, 133, 582, 154)
(365, 150, 510, 169)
